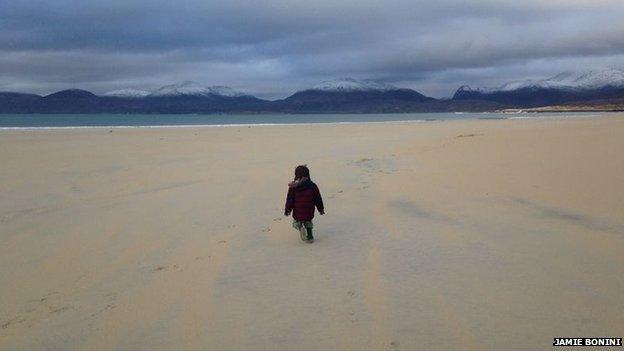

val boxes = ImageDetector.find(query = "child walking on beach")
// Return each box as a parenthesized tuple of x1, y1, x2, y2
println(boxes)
(284, 165, 324, 243)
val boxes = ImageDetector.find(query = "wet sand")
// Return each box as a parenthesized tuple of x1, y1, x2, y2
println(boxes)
(1, 116, 623, 350)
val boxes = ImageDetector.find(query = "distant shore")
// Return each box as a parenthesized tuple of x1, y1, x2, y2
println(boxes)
(501, 104, 624, 113)
(0, 111, 618, 129)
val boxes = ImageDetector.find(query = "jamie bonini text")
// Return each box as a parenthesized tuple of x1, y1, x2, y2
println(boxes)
(553, 338, 622, 346)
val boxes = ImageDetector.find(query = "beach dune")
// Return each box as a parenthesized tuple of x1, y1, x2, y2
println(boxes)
(1, 116, 623, 350)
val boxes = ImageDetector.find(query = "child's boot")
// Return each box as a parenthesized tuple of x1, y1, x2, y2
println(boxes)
(298, 224, 308, 242)
(306, 227, 314, 243)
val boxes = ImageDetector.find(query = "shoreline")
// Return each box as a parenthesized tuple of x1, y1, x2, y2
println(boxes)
(0, 111, 620, 131)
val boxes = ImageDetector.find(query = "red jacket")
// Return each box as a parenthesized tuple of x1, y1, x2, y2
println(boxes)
(284, 178, 324, 221)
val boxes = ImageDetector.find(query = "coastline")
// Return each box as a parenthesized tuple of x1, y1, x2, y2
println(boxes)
(0, 111, 619, 130)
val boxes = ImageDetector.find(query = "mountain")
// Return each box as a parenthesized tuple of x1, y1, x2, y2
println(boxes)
(103, 89, 150, 98)
(133, 81, 267, 113)
(41, 89, 104, 113)
(309, 77, 397, 92)
(0, 92, 43, 113)
(3, 71, 624, 114)
(149, 81, 248, 98)
(0, 83, 268, 113)
(453, 69, 624, 107)
(45, 89, 98, 100)
(273, 78, 436, 113)
(102, 82, 249, 99)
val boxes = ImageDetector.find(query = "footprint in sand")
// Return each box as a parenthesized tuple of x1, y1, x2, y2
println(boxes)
(90, 293, 118, 317)
(104, 293, 117, 302)
(390, 341, 400, 350)
(1, 316, 26, 330)
(153, 264, 183, 272)
(218, 240, 227, 244)
(3, 292, 73, 330)
(31, 292, 60, 304)
(347, 290, 355, 297)
(273, 217, 282, 221)
(261, 227, 271, 232)
(49, 306, 71, 314)
(350, 158, 378, 172)
(351, 157, 398, 174)
(456, 133, 483, 138)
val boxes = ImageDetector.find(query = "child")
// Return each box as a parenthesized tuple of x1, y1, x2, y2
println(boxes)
(284, 165, 324, 243)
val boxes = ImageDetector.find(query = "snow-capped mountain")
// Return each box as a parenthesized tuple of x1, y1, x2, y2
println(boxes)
(536, 69, 624, 90)
(204, 85, 248, 98)
(310, 78, 397, 92)
(453, 69, 624, 108)
(149, 81, 247, 97)
(3, 71, 622, 113)
(103, 88, 150, 98)
(276, 77, 434, 112)
(458, 69, 624, 94)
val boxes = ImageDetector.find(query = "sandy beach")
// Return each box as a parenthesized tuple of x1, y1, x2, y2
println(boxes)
(1, 116, 623, 350)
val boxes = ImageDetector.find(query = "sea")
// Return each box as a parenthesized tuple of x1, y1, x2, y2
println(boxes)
(0, 112, 614, 129)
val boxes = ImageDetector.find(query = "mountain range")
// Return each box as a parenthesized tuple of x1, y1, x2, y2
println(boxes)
(453, 69, 624, 107)
(2, 70, 624, 113)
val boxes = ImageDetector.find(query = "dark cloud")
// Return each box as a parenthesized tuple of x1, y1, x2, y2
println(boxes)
(1, 0, 623, 98)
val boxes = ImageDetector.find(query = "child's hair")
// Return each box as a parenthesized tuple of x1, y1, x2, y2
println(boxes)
(294, 164, 310, 180)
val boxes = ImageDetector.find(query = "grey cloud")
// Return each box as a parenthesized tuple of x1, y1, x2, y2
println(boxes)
(1, 0, 623, 98)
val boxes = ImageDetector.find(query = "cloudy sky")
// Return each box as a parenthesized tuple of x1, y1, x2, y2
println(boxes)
(1, 0, 624, 98)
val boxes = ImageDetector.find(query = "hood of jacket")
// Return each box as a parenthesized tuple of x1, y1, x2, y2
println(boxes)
(288, 177, 310, 189)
